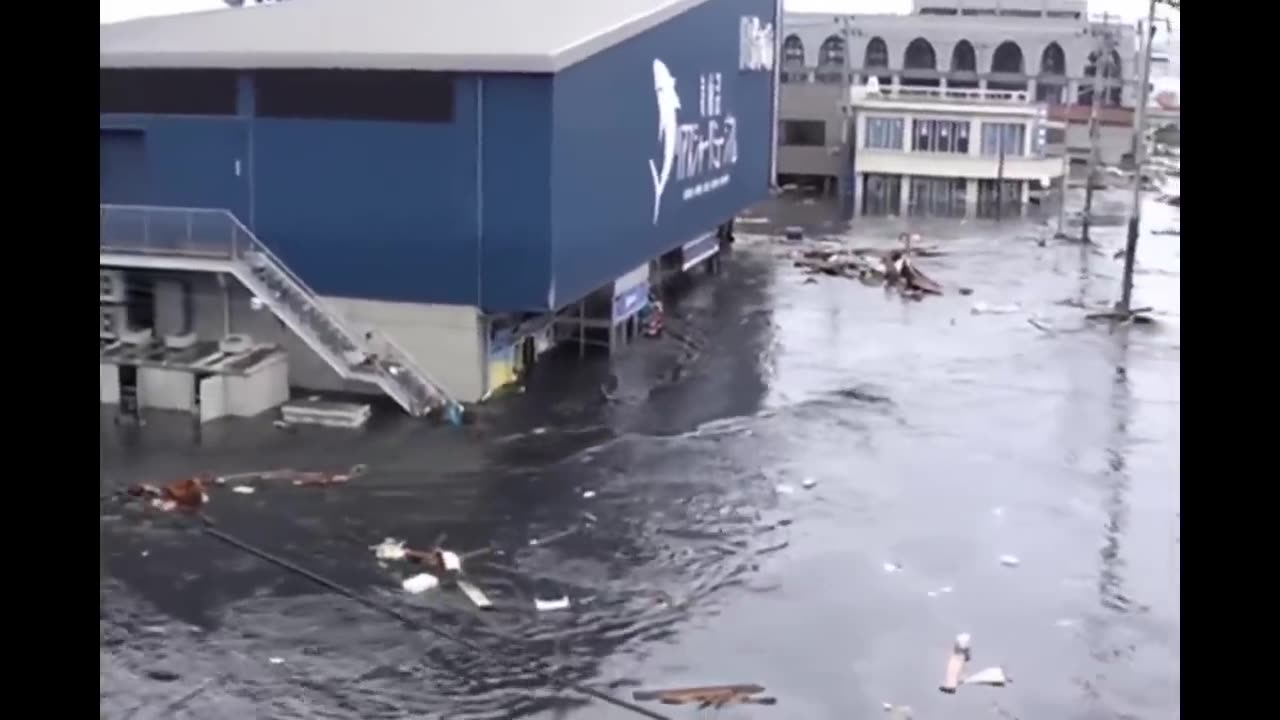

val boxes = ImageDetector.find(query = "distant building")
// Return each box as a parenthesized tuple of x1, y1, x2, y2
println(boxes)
(778, 0, 1144, 214)
(100, 0, 780, 418)
(848, 85, 1062, 218)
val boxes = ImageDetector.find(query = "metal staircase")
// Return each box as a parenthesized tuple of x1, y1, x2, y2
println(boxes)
(99, 204, 454, 418)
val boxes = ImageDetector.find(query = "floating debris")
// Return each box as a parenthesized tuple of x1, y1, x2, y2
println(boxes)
(971, 301, 1022, 315)
(964, 667, 1011, 687)
(127, 475, 211, 512)
(231, 485, 256, 495)
(775, 483, 796, 495)
(291, 464, 368, 487)
(373, 538, 408, 561)
(456, 579, 494, 609)
(882, 561, 903, 574)
(999, 554, 1021, 568)
(531, 427, 548, 435)
(940, 633, 972, 694)
(1027, 317, 1056, 334)
(268, 657, 285, 665)
(402, 573, 440, 594)
(801, 477, 818, 489)
(534, 596, 572, 612)
(882, 703, 913, 719)
(438, 550, 463, 573)
(582, 490, 597, 499)
(633, 684, 777, 709)
(1054, 618, 1077, 628)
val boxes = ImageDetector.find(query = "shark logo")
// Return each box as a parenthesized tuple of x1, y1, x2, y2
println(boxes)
(648, 59, 681, 225)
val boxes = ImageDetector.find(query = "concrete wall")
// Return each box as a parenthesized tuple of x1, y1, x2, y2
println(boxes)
(778, 82, 845, 177)
(225, 356, 289, 417)
(323, 297, 486, 402)
(101, 363, 121, 404)
(171, 271, 486, 402)
(549, 0, 779, 307)
(138, 367, 195, 412)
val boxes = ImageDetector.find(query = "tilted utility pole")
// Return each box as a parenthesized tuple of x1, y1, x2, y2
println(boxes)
(1079, 18, 1114, 245)
(1118, 0, 1159, 316)
(839, 14, 858, 220)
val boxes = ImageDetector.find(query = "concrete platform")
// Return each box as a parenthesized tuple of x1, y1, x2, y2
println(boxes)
(280, 399, 371, 429)
(100, 339, 282, 376)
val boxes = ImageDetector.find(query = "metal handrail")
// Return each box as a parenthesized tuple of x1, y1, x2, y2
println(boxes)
(370, 329, 453, 408)
(100, 204, 367, 352)
(100, 204, 451, 411)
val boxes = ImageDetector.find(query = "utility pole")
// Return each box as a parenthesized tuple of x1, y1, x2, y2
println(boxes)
(839, 14, 858, 220)
(1055, 123, 1070, 237)
(1079, 16, 1114, 245)
(1118, 0, 1158, 316)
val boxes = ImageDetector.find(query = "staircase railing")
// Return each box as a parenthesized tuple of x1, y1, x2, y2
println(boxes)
(100, 204, 453, 415)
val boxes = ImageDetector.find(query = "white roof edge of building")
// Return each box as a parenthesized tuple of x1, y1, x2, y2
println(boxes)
(98, 51, 564, 74)
(852, 99, 1045, 117)
(99, 0, 714, 74)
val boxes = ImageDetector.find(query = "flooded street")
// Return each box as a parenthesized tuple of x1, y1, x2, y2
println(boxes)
(101, 192, 1179, 720)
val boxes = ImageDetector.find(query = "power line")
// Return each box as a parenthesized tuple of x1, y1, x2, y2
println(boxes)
(191, 514, 673, 720)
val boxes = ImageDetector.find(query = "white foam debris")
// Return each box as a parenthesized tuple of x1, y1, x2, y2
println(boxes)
(373, 538, 407, 561)
(775, 484, 796, 495)
(268, 657, 284, 665)
(801, 477, 818, 489)
(582, 490, 597, 499)
(534, 596, 571, 612)
(999, 554, 1021, 568)
(402, 573, 440, 594)
(963, 666, 1010, 686)
(883, 561, 903, 574)
(439, 550, 462, 572)
(231, 485, 256, 495)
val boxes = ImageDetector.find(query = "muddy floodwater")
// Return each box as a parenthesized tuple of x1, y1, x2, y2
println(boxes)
(101, 190, 1179, 720)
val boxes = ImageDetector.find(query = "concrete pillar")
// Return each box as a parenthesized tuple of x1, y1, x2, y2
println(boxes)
(1067, 80, 1077, 104)
(964, 180, 979, 217)
(1026, 79, 1037, 102)
(891, 74, 901, 94)
(939, 77, 948, 91)
(154, 279, 191, 337)
(899, 175, 911, 216)
(968, 119, 981, 157)
(978, 78, 988, 92)
(1020, 182, 1030, 213)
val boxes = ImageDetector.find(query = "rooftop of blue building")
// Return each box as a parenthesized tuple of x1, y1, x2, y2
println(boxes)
(100, 0, 781, 314)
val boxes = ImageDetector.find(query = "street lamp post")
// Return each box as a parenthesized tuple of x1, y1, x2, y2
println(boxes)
(1118, 0, 1159, 316)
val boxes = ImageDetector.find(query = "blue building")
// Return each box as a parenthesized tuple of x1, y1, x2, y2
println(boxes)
(100, 0, 780, 415)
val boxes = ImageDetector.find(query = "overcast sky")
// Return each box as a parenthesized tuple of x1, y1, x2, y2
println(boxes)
(100, 0, 1180, 26)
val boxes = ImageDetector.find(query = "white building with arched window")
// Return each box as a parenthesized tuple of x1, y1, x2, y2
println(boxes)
(778, 0, 1143, 217)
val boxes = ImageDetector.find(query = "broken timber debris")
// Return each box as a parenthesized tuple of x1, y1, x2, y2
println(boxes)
(371, 537, 501, 609)
(791, 233, 944, 298)
(940, 633, 972, 693)
(126, 475, 211, 512)
(633, 684, 777, 709)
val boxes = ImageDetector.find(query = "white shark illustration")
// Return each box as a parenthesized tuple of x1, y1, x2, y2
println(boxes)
(649, 59, 681, 225)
